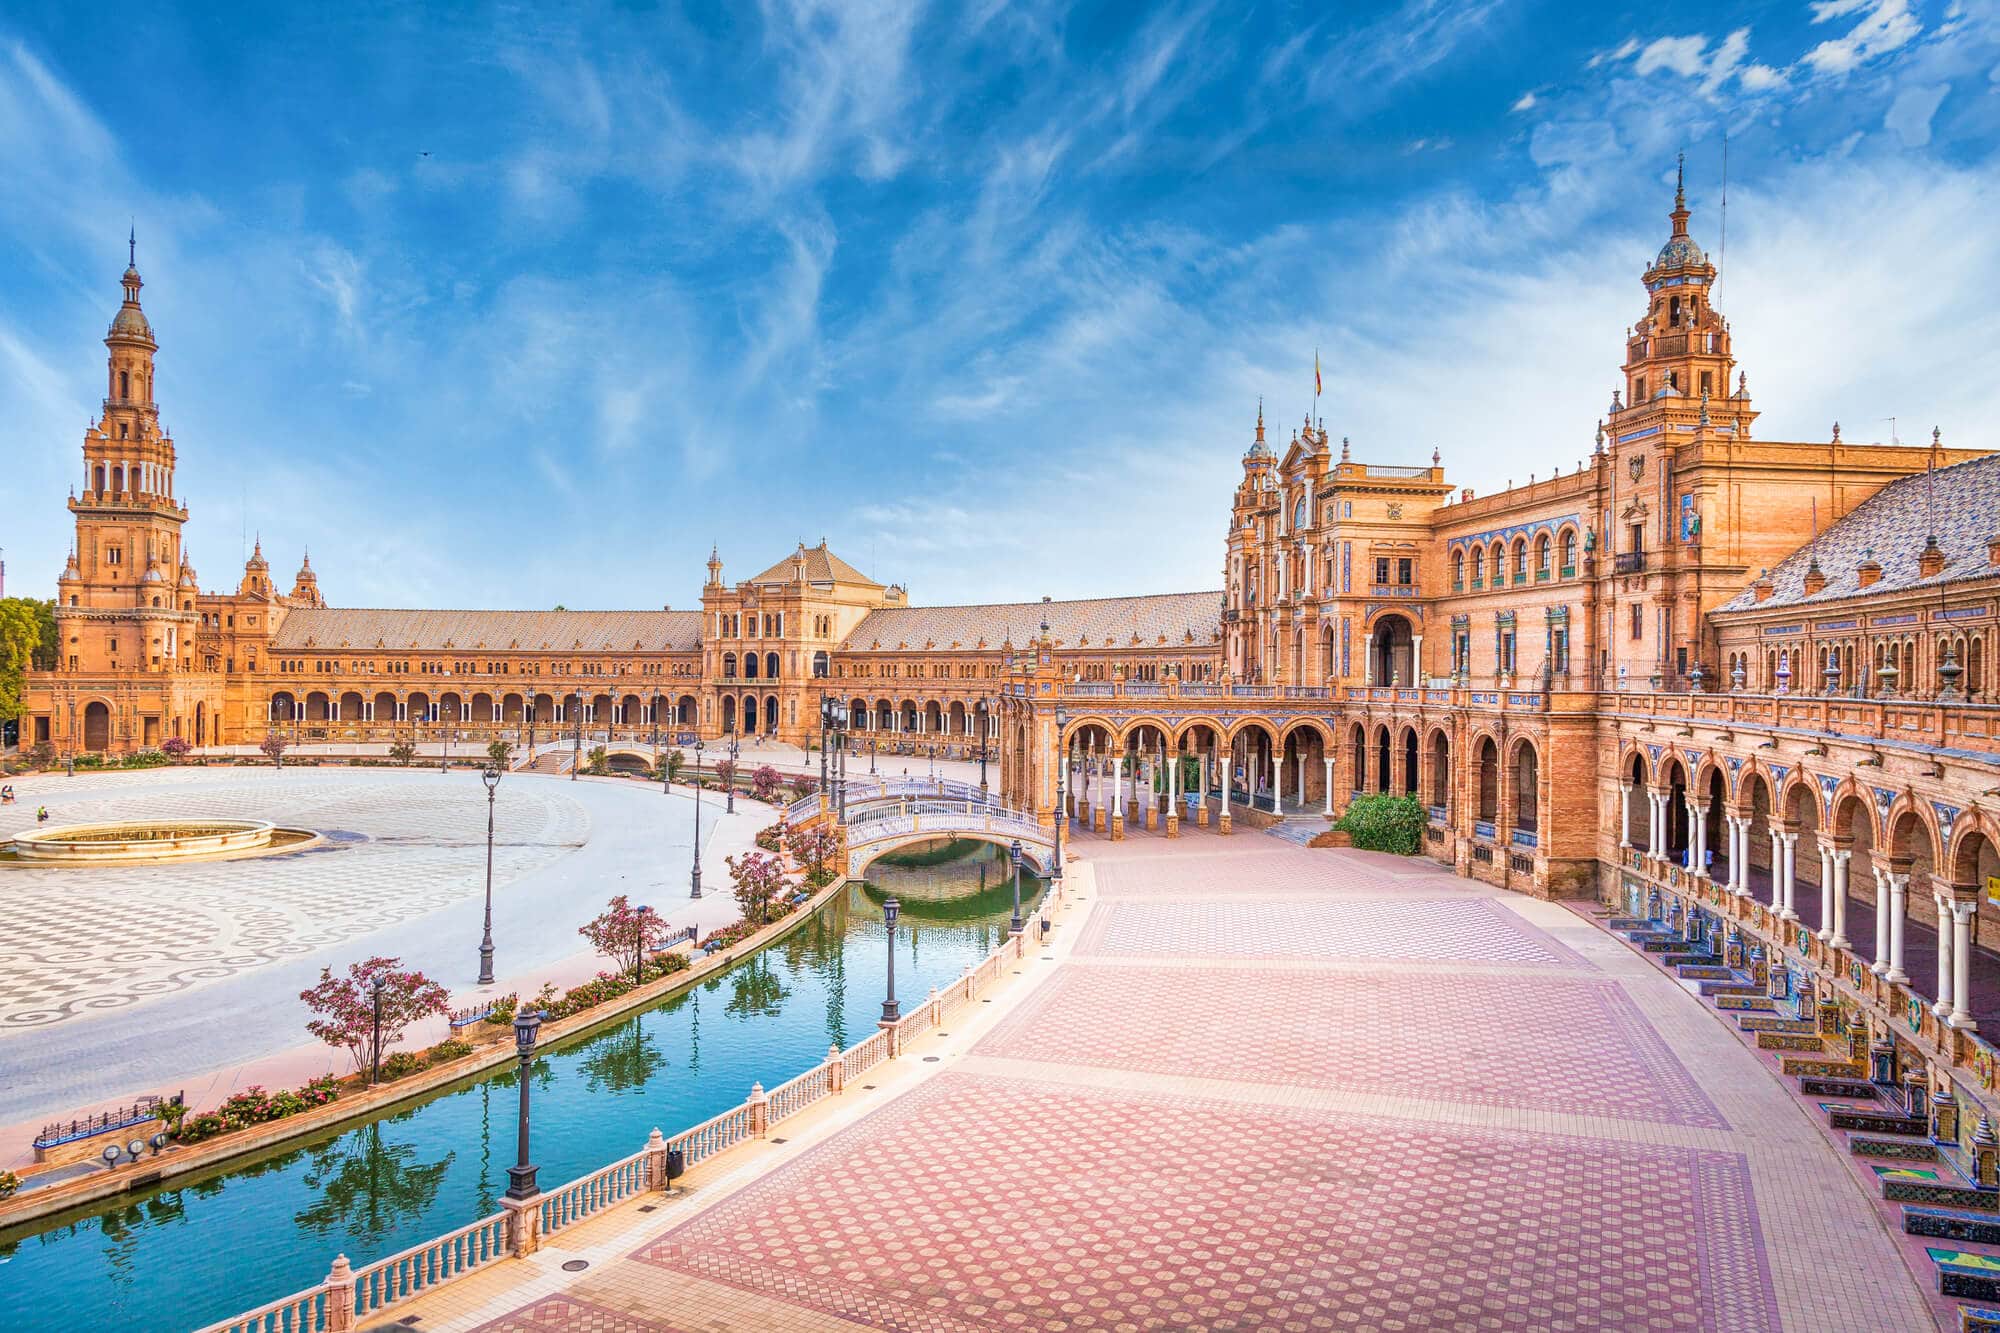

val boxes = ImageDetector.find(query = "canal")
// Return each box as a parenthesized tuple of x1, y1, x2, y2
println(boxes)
(0, 838, 1045, 1332)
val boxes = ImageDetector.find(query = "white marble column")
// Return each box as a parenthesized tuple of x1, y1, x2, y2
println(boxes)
(1113, 758, 1125, 820)
(1951, 902, 1978, 1031)
(1323, 758, 1334, 815)
(1872, 866, 1891, 975)
(1691, 803, 1709, 877)
(1618, 784, 1632, 849)
(1934, 893, 1955, 1020)
(1779, 833, 1799, 920)
(1830, 849, 1851, 949)
(1817, 845, 1835, 942)
(1887, 873, 1910, 984)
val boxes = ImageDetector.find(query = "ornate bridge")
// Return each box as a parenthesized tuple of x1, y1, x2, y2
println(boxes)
(836, 798, 1055, 878)
(784, 775, 993, 824)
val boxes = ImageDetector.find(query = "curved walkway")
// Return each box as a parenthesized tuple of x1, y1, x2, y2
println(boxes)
(363, 832, 1939, 1331)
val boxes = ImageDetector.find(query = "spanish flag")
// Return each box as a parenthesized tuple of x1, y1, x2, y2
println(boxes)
(1314, 349, 1322, 398)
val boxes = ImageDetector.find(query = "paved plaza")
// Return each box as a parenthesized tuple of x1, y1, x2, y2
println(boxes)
(0, 766, 763, 1135)
(380, 831, 1942, 1332)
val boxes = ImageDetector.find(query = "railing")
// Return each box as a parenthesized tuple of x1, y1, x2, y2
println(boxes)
(197, 870, 1072, 1333)
(1473, 819, 1496, 840)
(353, 1211, 510, 1319)
(1613, 551, 1646, 574)
(1511, 828, 1539, 850)
(34, 1093, 176, 1151)
(540, 1148, 651, 1236)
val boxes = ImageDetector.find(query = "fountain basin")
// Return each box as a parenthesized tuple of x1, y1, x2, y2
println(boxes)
(6, 819, 309, 864)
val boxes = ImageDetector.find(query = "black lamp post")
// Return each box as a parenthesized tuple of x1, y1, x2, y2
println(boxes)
(1053, 704, 1068, 875)
(505, 1009, 542, 1200)
(1009, 838, 1024, 934)
(832, 699, 849, 823)
(368, 972, 385, 1085)
(725, 737, 739, 814)
(870, 735, 877, 775)
(441, 724, 450, 773)
(880, 896, 901, 1024)
(976, 698, 990, 791)
(690, 738, 705, 899)
(570, 693, 581, 781)
(478, 765, 501, 985)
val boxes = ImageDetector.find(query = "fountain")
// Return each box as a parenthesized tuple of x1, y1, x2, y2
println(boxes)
(4, 819, 318, 865)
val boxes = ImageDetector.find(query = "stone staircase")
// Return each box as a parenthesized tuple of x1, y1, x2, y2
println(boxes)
(1605, 910, 2000, 1329)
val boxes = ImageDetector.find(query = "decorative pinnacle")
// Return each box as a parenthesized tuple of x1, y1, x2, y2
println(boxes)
(128, 225, 136, 267)
(1675, 151, 1684, 208)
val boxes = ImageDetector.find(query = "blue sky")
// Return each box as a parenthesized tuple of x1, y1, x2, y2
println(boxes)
(2, 0, 1996, 609)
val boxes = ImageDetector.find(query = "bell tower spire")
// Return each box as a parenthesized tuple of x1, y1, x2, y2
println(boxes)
(1612, 159, 1756, 439)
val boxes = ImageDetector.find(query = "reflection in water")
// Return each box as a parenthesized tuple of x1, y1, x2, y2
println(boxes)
(2, 835, 1044, 1332)
(295, 1121, 455, 1242)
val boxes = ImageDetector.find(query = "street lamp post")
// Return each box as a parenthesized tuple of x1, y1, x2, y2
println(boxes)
(570, 693, 582, 781)
(1009, 838, 1024, 934)
(870, 736, 877, 775)
(1053, 704, 1067, 875)
(505, 1009, 543, 1200)
(478, 766, 501, 985)
(725, 737, 739, 814)
(690, 739, 705, 899)
(368, 972, 385, 1085)
(880, 896, 901, 1024)
(441, 725, 450, 773)
(976, 697, 989, 791)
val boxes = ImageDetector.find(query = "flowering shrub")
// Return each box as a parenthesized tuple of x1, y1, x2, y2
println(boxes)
(428, 1037, 473, 1063)
(700, 900, 794, 953)
(754, 824, 783, 852)
(751, 765, 783, 802)
(0, 1169, 19, 1198)
(537, 953, 691, 1020)
(300, 957, 451, 1076)
(174, 1076, 341, 1142)
(259, 733, 288, 765)
(727, 850, 787, 925)
(579, 895, 674, 980)
(788, 824, 839, 880)
(160, 736, 191, 762)
(790, 774, 817, 799)
(484, 993, 519, 1026)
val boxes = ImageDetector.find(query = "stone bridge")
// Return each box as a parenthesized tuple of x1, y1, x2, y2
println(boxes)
(838, 800, 1055, 878)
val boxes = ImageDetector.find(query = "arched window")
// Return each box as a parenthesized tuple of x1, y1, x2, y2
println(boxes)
(1510, 539, 1527, 581)
(812, 650, 829, 678)
(119, 369, 129, 399)
(765, 651, 779, 679)
(1471, 549, 1484, 584)
(1451, 550, 1465, 589)
(1535, 535, 1551, 576)
(744, 653, 759, 679)
(1560, 529, 1577, 575)
(722, 652, 737, 679)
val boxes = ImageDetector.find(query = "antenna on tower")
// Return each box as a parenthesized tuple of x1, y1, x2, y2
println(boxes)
(1717, 129, 1727, 291)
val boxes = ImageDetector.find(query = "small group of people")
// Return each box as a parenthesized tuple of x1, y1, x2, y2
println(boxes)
(0, 785, 49, 822)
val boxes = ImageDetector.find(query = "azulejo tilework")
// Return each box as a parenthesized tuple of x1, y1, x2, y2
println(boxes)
(976, 963, 1728, 1129)
(633, 1072, 1775, 1333)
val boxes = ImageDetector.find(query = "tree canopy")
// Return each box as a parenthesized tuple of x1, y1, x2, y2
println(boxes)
(0, 597, 55, 723)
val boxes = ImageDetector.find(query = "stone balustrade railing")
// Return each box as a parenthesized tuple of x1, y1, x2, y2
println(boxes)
(193, 872, 1071, 1333)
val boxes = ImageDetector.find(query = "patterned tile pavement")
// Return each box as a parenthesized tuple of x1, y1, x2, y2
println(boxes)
(1075, 894, 1594, 968)
(633, 1073, 1774, 1332)
(473, 1294, 688, 1332)
(977, 963, 1727, 1128)
(377, 833, 1943, 1332)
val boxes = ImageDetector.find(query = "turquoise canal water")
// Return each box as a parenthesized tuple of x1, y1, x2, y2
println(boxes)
(0, 839, 1045, 1332)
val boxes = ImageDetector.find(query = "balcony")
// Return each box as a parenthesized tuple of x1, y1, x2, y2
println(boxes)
(1614, 552, 1647, 574)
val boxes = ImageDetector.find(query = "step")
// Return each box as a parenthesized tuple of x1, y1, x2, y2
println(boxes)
(1831, 1107, 1929, 1136)
(1907, 1207, 2000, 1245)
(1883, 1179, 1999, 1212)
(1662, 950, 1717, 966)
(1781, 1054, 1865, 1079)
(1740, 1016, 1817, 1035)
(1930, 1248, 2000, 1303)
(1606, 917, 1651, 932)
(1639, 938, 1679, 954)
(1715, 994, 1777, 1013)
(1758, 1031, 1826, 1053)
(1853, 1134, 1938, 1161)
(1699, 980, 1763, 999)
(1801, 1076, 1878, 1099)
(1676, 964, 1736, 980)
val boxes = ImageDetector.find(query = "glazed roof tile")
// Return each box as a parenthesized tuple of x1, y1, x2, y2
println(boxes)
(1719, 452, 2000, 613)
(272, 608, 702, 653)
(839, 590, 1223, 651)
(745, 542, 880, 587)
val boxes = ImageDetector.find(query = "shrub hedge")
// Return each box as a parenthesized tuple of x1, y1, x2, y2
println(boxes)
(1332, 793, 1426, 855)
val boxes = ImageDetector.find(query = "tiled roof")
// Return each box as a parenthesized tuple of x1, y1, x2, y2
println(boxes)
(839, 591, 1223, 652)
(746, 542, 880, 587)
(1719, 452, 2000, 613)
(272, 608, 703, 653)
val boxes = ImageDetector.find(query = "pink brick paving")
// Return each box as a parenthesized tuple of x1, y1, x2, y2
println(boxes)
(632, 1072, 1778, 1332)
(976, 964, 1728, 1129)
(472, 1295, 687, 1332)
(1086, 843, 1486, 899)
(1074, 895, 1596, 968)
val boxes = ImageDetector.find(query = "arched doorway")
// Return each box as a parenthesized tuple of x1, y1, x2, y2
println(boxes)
(1475, 737, 1499, 829)
(1400, 727, 1419, 796)
(1368, 613, 1415, 686)
(84, 700, 111, 751)
(1511, 739, 1539, 840)
(1427, 728, 1450, 817)
(1373, 724, 1391, 793)
(1626, 753, 1650, 848)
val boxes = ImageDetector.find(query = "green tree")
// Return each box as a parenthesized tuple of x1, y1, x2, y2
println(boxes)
(0, 597, 54, 723)
(486, 738, 513, 768)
